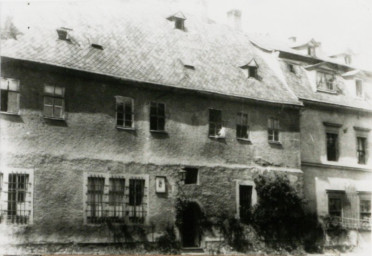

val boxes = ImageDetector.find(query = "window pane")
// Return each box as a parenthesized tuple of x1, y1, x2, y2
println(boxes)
(7, 92, 19, 113)
(1, 90, 8, 112)
(54, 87, 64, 96)
(150, 116, 158, 130)
(8, 79, 19, 91)
(158, 103, 165, 117)
(124, 102, 132, 113)
(44, 105, 53, 117)
(44, 96, 54, 105)
(53, 106, 63, 118)
(44, 85, 55, 94)
(0, 78, 8, 90)
(209, 109, 221, 123)
(158, 117, 165, 131)
(209, 123, 216, 136)
(150, 102, 157, 115)
(54, 98, 63, 107)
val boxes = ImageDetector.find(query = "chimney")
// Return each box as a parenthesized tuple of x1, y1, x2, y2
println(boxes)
(227, 9, 242, 31)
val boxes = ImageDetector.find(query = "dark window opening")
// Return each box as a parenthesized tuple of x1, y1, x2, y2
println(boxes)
(326, 133, 338, 161)
(116, 97, 133, 128)
(288, 64, 295, 73)
(239, 185, 252, 223)
(184, 168, 198, 184)
(209, 109, 222, 137)
(128, 179, 146, 223)
(87, 177, 105, 224)
(356, 80, 363, 97)
(150, 102, 165, 131)
(268, 118, 280, 142)
(0, 78, 20, 114)
(7, 173, 29, 224)
(236, 112, 249, 139)
(43, 85, 65, 119)
(175, 19, 184, 30)
(329, 197, 342, 217)
(357, 137, 367, 164)
(248, 66, 258, 78)
(108, 178, 125, 222)
(360, 200, 371, 220)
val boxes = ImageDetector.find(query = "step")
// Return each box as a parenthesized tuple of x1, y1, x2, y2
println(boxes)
(181, 247, 205, 255)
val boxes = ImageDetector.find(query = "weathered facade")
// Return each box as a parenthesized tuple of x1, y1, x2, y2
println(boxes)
(0, 3, 303, 252)
(252, 36, 372, 250)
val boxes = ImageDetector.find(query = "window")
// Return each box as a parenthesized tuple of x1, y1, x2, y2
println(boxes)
(7, 173, 30, 224)
(288, 64, 296, 73)
(209, 109, 223, 137)
(239, 185, 252, 223)
(329, 197, 342, 217)
(175, 19, 184, 30)
(87, 177, 105, 224)
(150, 102, 165, 131)
(316, 72, 336, 91)
(357, 137, 367, 164)
(248, 66, 258, 79)
(356, 80, 363, 97)
(360, 200, 371, 220)
(0, 77, 20, 114)
(308, 47, 316, 57)
(326, 133, 338, 161)
(115, 96, 134, 129)
(184, 168, 198, 185)
(236, 112, 249, 139)
(108, 178, 125, 222)
(345, 55, 352, 65)
(268, 118, 280, 142)
(85, 175, 148, 224)
(43, 85, 65, 119)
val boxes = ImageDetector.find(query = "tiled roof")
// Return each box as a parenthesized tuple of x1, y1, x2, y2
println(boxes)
(0, 1, 301, 106)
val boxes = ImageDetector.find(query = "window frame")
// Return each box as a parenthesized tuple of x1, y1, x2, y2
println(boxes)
(115, 96, 134, 130)
(268, 117, 280, 143)
(236, 112, 249, 140)
(208, 109, 224, 138)
(0, 168, 34, 225)
(149, 102, 166, 132)
(43, 85, 65, 120)
(355, 79, 363, 98)
(356, 136, 367, 165)
(83, 173, 149, 225)
(0, 77, 20, 115)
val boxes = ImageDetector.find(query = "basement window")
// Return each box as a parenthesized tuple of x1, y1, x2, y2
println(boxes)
(0, 77, 20, 114)
(108, 178, 125, 222)
(43, 85, 65, 120)
(184, 168, 198, 185)
(86, 177, 105, 224)
(150, 102, 166, 132)
(115, 96, 134, 129)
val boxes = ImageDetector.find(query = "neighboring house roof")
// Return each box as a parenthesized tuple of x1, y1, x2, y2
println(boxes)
(0, 2, 301, 106)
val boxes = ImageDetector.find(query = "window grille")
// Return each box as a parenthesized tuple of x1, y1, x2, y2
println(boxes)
(87, 177, 105, 224)
(236, 112, 249, 139)
(116, 96, 134, 129)
(0, 77, 20, 114)
(7, 173, 30, 224)
(268, 118, 279, 142)
(43, 85, 65, 119)
(128, 178, 146, 223)
(209, 109, 222, 137)
(108, 178, 125, 222)
(150, 102, 165, 131)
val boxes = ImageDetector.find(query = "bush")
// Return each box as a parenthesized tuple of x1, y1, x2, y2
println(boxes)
(157, 225, 181, 254)
(252, 172, 324, 251)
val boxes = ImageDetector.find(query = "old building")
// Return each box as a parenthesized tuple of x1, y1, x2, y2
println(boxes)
(0, 3, 303, 251)
(251, 36, 372, 248)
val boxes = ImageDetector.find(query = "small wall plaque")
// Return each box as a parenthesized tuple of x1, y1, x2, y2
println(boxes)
(155, 176, 166, 193)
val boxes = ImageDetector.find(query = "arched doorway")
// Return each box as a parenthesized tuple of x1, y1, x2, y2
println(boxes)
(181, 201, 202, 247)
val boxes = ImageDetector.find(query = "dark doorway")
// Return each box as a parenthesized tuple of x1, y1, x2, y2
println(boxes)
(181, 202, 202, 247)
(239, 185, 252, 223)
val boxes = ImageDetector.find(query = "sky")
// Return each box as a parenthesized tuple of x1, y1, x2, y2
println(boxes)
(1, 0, 372, 68)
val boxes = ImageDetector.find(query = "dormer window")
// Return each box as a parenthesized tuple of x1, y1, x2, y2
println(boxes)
(345, 55, 352, 65)
(56, 27, 72, 41)
(240, 59, 259, 79)
(91, 44, 103, 50)
(308, 46, 316, 57)
(167, 12, 186, 31)
(356, 79, 363, 97)
(316, 71, 336, 92)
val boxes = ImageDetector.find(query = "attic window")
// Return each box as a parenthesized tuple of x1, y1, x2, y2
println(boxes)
(91, 44, 103, 50)
(184, 64, 194, 70)
(56, 27, 72, 41)
(288, 64, 296, 73)
(167, 12, 186, 31)
(345, 55, 352, 65)
(240, 59, 259, 79)
(308, 46, 316, 57)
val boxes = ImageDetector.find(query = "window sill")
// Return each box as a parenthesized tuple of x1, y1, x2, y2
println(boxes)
(0, 111, 20, 116)
(116, 126, 135, 131)
(268, 141, 282, 145)
(150, 130, 167, 134)
(209, 136, 225, 139)
(43, 116, 65, 121)
(237, 138, 251, 142)
(316, 89, 338, 95)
